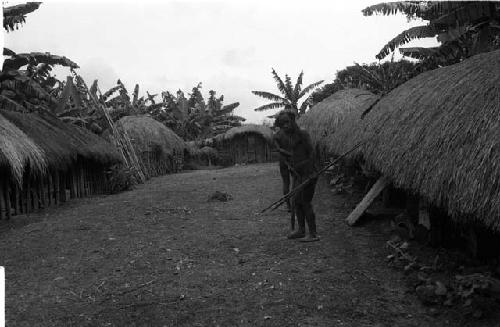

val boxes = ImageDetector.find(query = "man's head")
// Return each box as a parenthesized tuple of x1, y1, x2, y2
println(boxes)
(274, 110, 297, 133)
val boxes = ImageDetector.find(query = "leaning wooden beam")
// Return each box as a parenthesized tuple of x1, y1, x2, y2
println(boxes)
(345, 176, 390, 226)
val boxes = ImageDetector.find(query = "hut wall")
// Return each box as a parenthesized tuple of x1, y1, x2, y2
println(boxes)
(136, 150, 184, 178)
(218, 133, 277, 165)
(0, 160, 112, 220)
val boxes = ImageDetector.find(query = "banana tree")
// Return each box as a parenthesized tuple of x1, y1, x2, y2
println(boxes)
(1, 2, 80, 114)
(363, 2, 500, 63)
(252, 69, 323, 116)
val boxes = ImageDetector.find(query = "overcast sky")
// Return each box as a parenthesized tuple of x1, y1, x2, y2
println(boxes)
(2, 0, 437, 123)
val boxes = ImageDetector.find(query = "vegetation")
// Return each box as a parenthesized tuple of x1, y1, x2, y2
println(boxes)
(312, 59, 425, 105)
(252, 69, 323, 116)
(362, 2, 500, 64)
(313, 2, 500, 105)
(1, 2, 80, 115)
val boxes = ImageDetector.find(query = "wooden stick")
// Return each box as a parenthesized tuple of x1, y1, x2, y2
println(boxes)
(33, 178, 39, 211)
(261, 142, 364, 214)
(345, 176, 389, 226)
(54, 171, 60, 204)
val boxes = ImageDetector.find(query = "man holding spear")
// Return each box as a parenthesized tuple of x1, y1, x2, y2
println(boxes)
(273, 111, 319, 242)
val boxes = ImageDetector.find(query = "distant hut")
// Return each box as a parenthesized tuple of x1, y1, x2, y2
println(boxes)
(184, 141, 218, 167)
(0, 110, 121, 219)
(117, 115, 185, 177)
(299, 88, 379, 162)
(355, 50, 500, 232)
(214, 124, 276, 165)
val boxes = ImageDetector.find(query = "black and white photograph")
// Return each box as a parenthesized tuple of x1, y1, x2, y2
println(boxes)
(1, 0, 500, 326)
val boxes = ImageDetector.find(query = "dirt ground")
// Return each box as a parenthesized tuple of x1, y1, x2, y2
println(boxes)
(0, 163, 497, 326)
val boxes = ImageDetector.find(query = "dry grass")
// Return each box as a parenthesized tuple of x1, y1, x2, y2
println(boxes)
(1, 110, 120, 174)
(117, 115, 185, 157)
(298, 89, 379, 161)
(0, 112, 47, 184)
(223, 124, 273, 142)
(359, 50, 500, 230)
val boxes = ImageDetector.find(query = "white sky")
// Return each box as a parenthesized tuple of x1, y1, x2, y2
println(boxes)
(2, 0, 438, 123)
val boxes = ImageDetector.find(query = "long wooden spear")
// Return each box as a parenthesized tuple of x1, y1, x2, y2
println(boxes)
(260, 142, 364, 214)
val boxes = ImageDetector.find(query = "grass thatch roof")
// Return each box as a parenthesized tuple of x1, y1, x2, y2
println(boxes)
(298, 89, 379, 155)
(222, 124, 273, 142)
(358, 50, 500, 230)
(1, 110, 121, 169)
(0, 112, 47, 184)
(118, 115, 185, 157)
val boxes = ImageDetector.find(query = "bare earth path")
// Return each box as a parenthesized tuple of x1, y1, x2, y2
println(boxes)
(0, 163, 468, 326)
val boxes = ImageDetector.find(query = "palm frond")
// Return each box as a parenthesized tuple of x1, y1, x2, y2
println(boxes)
(362, 2, 436, 20)
(376, 25, 438, 59)
(3, 2, 41, 31)
(293, 71, 303, 102)
(3, 48, 16, 56)
(284, 74, 293, 100)
(299, 97, 312, 115)
(3, 52, 79, 71)
(254, 102, 286, 112)
(102, 85, 122, 102)
(298, 80, 324, 98)
(132, 84, 139, 106)
(219, 102, 240, 114)
(432, 2, 495, 27)
(271, 68, 288, 97)
(399, 47, 440, 59)
(251, 91, 288, 103)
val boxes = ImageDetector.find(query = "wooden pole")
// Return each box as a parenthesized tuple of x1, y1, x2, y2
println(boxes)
(13, 184, 19, 216)
(54, 171, 60, 205)
(60, 172, 67, 202)
(79, 165, 85, 197)
(39, 177, 46, 209)
(32, 178, 39, 211)
(0, 179, 5, 220)
(70, 168, 77, 199)
(5, 180, 11, 220)
(48, 173, 54, 206)
(21, 177, 27, 214)
(27, 175, 33, 213)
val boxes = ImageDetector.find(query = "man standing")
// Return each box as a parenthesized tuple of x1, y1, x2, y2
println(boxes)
(273, 110, 319, 242)
(273, 114, 293, 212)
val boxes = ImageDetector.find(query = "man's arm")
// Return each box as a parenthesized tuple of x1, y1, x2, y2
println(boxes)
(293, 131, 314, 170)
(273, 132, 292, 157)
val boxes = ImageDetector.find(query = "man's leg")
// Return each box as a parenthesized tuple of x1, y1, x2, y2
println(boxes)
(288, 202, 306, 239)
(279, 162, 291, 211)
(300, 178, 320, 242)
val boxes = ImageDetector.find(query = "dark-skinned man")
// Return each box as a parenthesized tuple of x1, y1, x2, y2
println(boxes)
(273, 110, 319, 242)
(272, 112, 294, 212)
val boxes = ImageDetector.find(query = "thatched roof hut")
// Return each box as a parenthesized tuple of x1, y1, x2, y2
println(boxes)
(212, 124, 276, 165)
(299, 88, 379, 156)
(117, 115, 184, 157)
(358, 50, 500, 230)
(0, 112, 47, 184)
(1, 110, 121, 170)
(223, 124, 273, 142)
